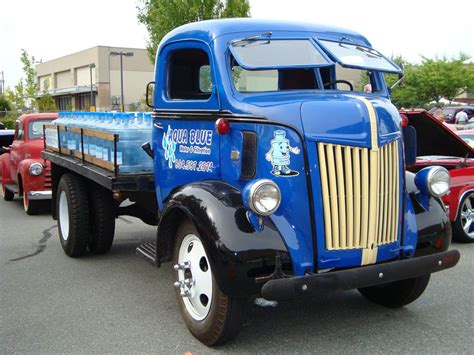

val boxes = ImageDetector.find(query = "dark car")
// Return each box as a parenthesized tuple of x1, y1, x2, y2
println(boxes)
(429, 106, 474, 124)
(0, 129, 15, 155)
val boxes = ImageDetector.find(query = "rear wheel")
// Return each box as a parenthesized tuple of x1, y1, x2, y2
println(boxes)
(358, 274, 431, 308)
(23, 190, 40, 215)
(173, 220, 244, 346)
(1, 183, 14, 201)
(453, 192, 474, 243)
(88, 184, 116, 254)
(57, 173, 90, 257)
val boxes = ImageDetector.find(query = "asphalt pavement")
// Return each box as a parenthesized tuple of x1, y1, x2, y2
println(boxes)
(1, 196, 473, 353)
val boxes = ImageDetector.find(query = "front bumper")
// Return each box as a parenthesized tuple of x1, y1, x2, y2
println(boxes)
(261, 249, 460, 300)
(27, 190, 52, 200)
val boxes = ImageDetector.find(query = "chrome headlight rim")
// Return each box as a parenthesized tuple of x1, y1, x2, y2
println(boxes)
(426, 166, 450, 198)
(247, 179, 281, 217)
(28, 162, 44, 176)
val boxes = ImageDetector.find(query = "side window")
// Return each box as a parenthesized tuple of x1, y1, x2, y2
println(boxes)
(16, 121, 24, 140)
(168, 48, 212, 100)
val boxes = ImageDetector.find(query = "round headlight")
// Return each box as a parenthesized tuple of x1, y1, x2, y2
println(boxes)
(247, 179, 281, 216)
(28, 162, 44, 176)
(427, 167, 450, 197)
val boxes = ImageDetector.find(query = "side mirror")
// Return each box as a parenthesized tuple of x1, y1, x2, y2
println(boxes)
(146, 81, 155, 109)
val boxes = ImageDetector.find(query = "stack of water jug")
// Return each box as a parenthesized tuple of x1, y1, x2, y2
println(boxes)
(53, 111, 153, 173)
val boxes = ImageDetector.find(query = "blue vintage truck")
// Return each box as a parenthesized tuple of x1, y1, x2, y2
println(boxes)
(43, 19, 460, 345)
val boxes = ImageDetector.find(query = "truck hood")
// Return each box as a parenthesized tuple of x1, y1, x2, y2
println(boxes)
(401, 110, 473, 158)
(237, 93, 401, 147)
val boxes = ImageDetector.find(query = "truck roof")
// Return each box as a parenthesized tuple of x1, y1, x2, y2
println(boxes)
(160, 18, 370, 49)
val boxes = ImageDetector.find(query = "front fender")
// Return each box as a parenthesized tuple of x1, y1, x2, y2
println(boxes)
(17, 158, 50, 193)
(157, 181, 291, 297)
(0, 153, 13, 185)
(406, 172, 451, 256)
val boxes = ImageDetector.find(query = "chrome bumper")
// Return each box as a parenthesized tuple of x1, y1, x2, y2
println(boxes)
(27, 190, 52, 200)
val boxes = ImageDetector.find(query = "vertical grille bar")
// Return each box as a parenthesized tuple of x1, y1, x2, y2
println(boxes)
(317, 141, 399, 251)
(318, 143, 333, 250)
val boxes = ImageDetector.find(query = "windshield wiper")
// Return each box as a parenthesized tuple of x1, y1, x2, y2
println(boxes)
(338, 42, 382, 59)
(230, 32, 272, 47)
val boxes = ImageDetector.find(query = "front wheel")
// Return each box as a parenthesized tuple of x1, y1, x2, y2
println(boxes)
(358, 274, 430, 308)
(23, 190, 40, 215)
(453, 192, 474, 243)
(173, 220, 244, 346)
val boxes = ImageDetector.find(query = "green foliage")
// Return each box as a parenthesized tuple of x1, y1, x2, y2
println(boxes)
(388, 53, 474, 108)
(20, 49, 38, 106)
(137, 0, 250, 61)
(1, 117, 16, 129)
(37, 79, 56, 112)
(0, 94, 12, 116)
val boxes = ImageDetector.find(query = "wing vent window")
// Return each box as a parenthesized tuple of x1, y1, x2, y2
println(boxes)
(168, 49, 212, 100)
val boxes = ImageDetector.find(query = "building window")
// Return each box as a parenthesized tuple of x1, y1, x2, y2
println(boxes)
(76, 93, 92, 111)
(56, 95, 72, 111)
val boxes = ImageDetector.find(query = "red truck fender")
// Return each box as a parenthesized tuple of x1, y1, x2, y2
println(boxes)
(17, 158, 49, 195)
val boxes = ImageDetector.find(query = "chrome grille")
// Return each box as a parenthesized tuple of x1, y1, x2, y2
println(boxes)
(317, 141, 399, 250)
(44, 170, 52, 189)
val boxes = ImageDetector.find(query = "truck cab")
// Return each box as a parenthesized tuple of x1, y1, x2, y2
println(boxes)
(1, 113, 56, 214)
(44, 19, 459, 346)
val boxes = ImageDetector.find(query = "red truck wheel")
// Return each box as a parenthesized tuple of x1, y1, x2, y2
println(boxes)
(23, 190, 40, 215)
(57, 173, 90, 257)
(1, 183, 14, 201)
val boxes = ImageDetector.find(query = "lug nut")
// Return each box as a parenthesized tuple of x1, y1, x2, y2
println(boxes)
(180, 290, 191, 297)
(173, 261, 191, 271)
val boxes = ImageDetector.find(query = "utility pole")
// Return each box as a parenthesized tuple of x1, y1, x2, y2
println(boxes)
(109, 51, 134, 112)
(0, 71, 4, 95)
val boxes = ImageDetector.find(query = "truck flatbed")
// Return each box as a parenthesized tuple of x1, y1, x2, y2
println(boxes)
(42, 150, 154, 192)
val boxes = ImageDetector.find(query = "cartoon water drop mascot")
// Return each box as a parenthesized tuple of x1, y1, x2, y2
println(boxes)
(265, 130, 300, 176)
(162, 125, 176, 168)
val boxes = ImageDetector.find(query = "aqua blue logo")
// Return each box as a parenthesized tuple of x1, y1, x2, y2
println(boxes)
(162, 125, 176, 168)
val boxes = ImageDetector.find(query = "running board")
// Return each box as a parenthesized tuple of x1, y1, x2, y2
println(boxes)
(5, 184, 18, 194)
(136, 242, 158, 266)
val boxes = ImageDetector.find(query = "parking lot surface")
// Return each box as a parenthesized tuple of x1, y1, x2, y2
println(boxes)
(1, 197, 473, 353)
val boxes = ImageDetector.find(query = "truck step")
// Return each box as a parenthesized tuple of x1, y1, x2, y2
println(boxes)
(136, 241, 157, 265)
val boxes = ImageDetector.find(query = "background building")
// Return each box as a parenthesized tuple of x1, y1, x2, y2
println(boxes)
(35, 46, 154, 111)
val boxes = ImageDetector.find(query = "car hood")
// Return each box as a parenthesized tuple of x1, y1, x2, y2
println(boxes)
(400, 110, 473, 158)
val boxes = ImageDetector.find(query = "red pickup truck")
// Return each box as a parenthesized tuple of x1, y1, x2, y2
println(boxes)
(0, 113, 57, 214)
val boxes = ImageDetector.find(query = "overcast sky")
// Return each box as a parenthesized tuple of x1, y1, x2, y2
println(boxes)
(1, 0, 473, 89)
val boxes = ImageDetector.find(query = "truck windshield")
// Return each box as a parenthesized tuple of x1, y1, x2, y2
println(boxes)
(229, 39, 330, 69)
(318, 39, 401, 74)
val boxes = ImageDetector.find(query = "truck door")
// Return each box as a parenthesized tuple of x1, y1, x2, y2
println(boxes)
(152, 41, 221, 208)
(9, 120, 24, 183)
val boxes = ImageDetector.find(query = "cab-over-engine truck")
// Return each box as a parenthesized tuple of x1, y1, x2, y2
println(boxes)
(43, 19, 460, 346)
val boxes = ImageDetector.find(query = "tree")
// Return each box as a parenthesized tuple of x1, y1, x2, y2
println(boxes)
(6, 83, 26, 112)
(137, 0, 250, 62)
(20, 49, 38, 107)
(37, 79, 56, 112)
(0, 94, 12, 116)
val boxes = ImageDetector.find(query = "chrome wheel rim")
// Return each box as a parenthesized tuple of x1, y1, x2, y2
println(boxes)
(175, 234, 212, 321)
(59, 191, 70, 240)
(460, 193, 474, 238)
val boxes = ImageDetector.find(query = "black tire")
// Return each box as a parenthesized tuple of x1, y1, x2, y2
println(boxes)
(23, 190, 40, 215)
(453, 192, 474, 243)
(358, 274, 431, 308)
(88, 184, 116, 254)
(57, 173, 90, 257)
(173, 220, 244, 346)
(1, 183, 14, 201)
